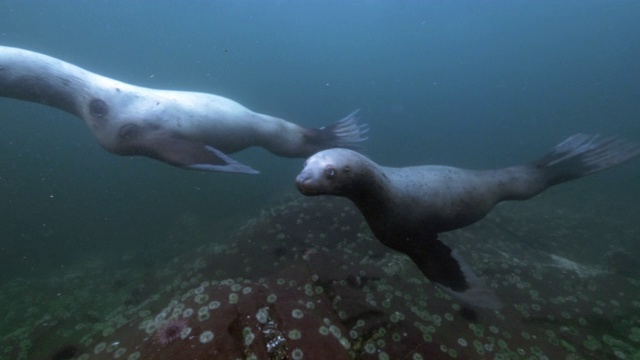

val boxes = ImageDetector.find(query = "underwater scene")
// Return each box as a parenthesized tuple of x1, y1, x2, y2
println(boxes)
(1, 1, 640, 359)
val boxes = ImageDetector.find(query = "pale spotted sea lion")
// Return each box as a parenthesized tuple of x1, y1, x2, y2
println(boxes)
(296, 134, 640, 309)
(0, 46, 367, 173)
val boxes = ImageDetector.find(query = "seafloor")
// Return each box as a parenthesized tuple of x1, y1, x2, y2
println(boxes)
(1, 195, 639, 360)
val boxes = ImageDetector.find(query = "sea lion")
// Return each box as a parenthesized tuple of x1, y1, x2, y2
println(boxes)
(296, 134, 640, 309)
(0, 45, 367, 173)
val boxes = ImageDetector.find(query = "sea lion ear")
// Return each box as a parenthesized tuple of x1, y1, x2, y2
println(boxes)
(143, 136, 259, 174)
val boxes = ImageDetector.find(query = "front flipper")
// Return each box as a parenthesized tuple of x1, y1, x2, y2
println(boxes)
(186, 146, 259, 174)
(142, 137, 259, 174)
(403, 239, 502, 309)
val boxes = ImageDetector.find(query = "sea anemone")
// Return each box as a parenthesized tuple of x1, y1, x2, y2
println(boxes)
(155, 319, 188, 345)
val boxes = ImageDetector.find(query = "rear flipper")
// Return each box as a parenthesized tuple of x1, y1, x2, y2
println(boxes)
(312, 109, 369, 149)
(535, 134, 640, 185)
(403, 239, 502, 310)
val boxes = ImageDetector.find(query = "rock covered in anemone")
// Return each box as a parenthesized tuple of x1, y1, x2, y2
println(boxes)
(1, 197, 639, 359)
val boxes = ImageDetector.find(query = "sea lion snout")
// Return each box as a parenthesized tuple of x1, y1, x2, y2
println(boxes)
(295, 170, 315, 195)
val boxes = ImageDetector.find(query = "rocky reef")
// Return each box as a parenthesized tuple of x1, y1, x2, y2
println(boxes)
(1, 197, 639, 359)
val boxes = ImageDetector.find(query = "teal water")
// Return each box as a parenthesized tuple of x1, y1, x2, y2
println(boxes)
(1, 1, 639, 359)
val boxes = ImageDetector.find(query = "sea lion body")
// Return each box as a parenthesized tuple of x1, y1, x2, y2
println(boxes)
(296, 135, 640, 309)
(0, 46, 367, 173)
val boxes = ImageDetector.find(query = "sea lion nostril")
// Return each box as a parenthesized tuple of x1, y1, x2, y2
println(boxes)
(296, 172, 311, 184)
(89, 99, 108, 117)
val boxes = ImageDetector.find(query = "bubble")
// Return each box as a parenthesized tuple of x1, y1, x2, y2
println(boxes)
(390, 312, 401, 323)
(107, 342, 119, 353)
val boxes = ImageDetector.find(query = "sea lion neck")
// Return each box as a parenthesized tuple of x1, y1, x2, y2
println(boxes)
(345, 160, 394, 214)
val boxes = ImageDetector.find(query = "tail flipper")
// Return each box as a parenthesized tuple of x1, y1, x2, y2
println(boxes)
(317, 109, 369, 149)
(535, 134, 640, 185)
(403, 238, 502, 310)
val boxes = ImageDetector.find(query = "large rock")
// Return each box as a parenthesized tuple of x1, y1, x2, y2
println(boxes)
(1, 197, 639, 359)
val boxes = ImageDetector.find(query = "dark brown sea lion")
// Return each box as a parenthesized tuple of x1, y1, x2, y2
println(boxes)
(295, 134, 640, 308)
(0, 45, 367, 173)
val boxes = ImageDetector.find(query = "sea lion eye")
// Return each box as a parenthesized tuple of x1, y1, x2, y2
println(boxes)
(325, 166, 336, 179)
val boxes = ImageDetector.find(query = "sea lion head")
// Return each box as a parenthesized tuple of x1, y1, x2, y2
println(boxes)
(296, 148, 364, 196)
